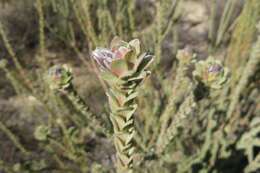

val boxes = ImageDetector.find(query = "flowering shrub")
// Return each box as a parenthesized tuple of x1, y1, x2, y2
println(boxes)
(92, 37, 154, 173)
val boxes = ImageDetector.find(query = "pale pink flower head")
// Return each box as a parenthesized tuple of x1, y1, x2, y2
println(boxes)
(91, 37, 147, 78)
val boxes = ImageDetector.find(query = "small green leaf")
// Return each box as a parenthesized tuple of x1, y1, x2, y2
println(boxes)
(124, 50, 136, 69)
(111, 59, 129, 77)
(111, 113, 127, 131)
(100, 70, 124, 85)
(114, 136, 126, 152)
(117, 153, 132, 166)
(110, 115, 120, 132)
(129, 39, 141, 55)
(134, 53, 154, 73)
(124, 104, 137, 121)
(107, 90, 121, 112)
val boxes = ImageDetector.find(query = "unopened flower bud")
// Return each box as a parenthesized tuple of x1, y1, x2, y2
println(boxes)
(91, 37, 153, 78)
(46, 64, 72, 90)
(34, 125, 51, 141)
(192, 56, 229, 89)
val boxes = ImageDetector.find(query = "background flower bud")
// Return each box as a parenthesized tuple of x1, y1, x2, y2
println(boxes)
(34, 125, 50, 141)
(46, 64, 72, 90)
(192, 56, 230, 89)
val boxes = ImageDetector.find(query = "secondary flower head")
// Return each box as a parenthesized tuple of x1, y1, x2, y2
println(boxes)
(47, 64, 72, 90)
(91, 37, 153, 78)
(192, 56, 229, 89)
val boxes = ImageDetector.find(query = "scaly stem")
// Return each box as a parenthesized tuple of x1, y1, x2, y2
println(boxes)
(63, 85, 111, 136)
(108, 84, 138, 173)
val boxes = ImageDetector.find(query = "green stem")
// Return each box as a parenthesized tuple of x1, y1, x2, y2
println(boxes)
(208, 0, 217, 53)
(0, 121, 30, 155)
(107, 84, 140, 173)
(156, 92, 197, 154)
(36, 0, 47, 70)
(64, 85, 111, 136)
(0, 23, 34, 91)
(216, 0, 237, 47)
(157, 60, 191, 143)
(226, 27, 260, 122)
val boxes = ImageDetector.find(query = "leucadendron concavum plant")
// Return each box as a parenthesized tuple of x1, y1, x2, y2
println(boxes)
(92, 37, 154, 173)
